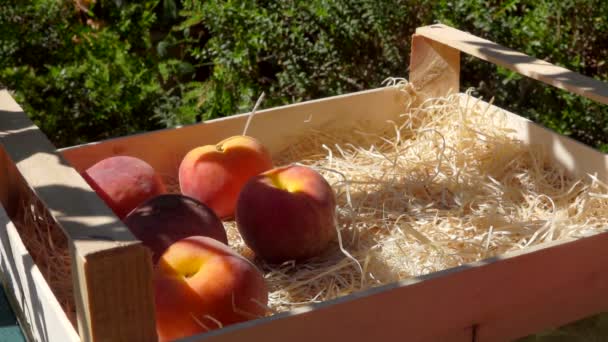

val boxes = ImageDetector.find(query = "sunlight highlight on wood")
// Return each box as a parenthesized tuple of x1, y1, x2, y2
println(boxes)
(415, 24, 608, 105)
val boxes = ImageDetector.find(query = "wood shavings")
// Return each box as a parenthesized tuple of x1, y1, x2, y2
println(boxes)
(15, 193, 76, 328)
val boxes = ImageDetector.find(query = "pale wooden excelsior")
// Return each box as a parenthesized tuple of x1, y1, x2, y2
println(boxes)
(0, 205, 79, 342)
(0, 90, 157, 342)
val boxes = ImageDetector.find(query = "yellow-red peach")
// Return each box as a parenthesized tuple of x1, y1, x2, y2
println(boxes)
(178, 135, 273, 219)
(82, 155, 166, 219)
(124, 194, 228, 264)
(154, 236, 268, 341)
(235, 164, 337, 263)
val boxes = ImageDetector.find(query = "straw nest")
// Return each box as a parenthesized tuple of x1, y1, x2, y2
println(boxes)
(17, 79, 608, 324)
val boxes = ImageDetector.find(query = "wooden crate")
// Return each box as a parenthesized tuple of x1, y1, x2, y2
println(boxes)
(2, 24, 608, 342)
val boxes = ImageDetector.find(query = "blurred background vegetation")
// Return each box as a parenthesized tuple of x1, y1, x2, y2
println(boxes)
(1, 0, 606, 149)
(1, 0, 608, 339)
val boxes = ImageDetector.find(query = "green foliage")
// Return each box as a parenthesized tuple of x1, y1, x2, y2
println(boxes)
(1, 0, 607, 154)
(0, 0, 169, 147)
(168, 0, 430, 120)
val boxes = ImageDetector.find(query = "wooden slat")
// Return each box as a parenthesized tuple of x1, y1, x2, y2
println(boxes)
(409, 33, 460, 100)
(460, 94, 608, 182)
(0, 90, 157, 342)
(0, 205, 80, 342)
(60, 87, 407, 176)
(176, 232, 608, 342)
(415, 24, 608, 105)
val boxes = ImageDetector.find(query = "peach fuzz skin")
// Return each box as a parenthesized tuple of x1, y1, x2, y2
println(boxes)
(178, 135, 273, 219)
(82, 155, 166, 219)
(154, 236, 268, 342)
(236, 164, 337, 263)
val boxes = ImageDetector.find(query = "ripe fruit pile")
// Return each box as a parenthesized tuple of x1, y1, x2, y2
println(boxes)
(82, 135, 337, 341)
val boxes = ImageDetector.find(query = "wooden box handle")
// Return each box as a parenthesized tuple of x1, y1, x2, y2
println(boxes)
(409, 24, 608, 105)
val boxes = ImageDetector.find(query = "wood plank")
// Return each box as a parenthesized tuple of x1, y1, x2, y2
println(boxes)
(472, 234, 608, 341)
(460, 94, 608, 182)
(179, 278, 475, 342)
(0, 205, 79, 342)
(415, 24, 608, 105)
(187, 324, 474, 342)
(60, 87, 407, 177)
(409, 33, 460, 101)
(0, 90, 157, 342)
(175, 232, 608, 342)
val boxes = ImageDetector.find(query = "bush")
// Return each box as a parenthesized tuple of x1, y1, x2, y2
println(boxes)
(162, 0, 431, 121)
(1, 0, 607, 153)
(0, 0, 167, 147)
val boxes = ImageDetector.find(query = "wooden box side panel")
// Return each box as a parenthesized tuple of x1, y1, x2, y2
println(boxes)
(0, 206, 79, 342)
(60, 87, 407, 176)
(178, 233, 608, 342)
(463, 95, 608, 182)
(472, 234, 608, 341)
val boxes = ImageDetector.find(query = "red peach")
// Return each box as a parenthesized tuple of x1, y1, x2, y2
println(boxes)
(178, 135, 273, 219)
(154, 236, 268, 341)
(123, 194, 228, 264)
(82, 156, 166, 219)
(235, 164, 337, 263)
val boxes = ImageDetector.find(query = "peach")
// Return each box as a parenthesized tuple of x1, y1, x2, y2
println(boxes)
(124, 194, 228, 264)
(178, 135, 273, 219)
(82, 155, 166, 219)
(235, 164, 337, 263)
(155, 236, 268, 341)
